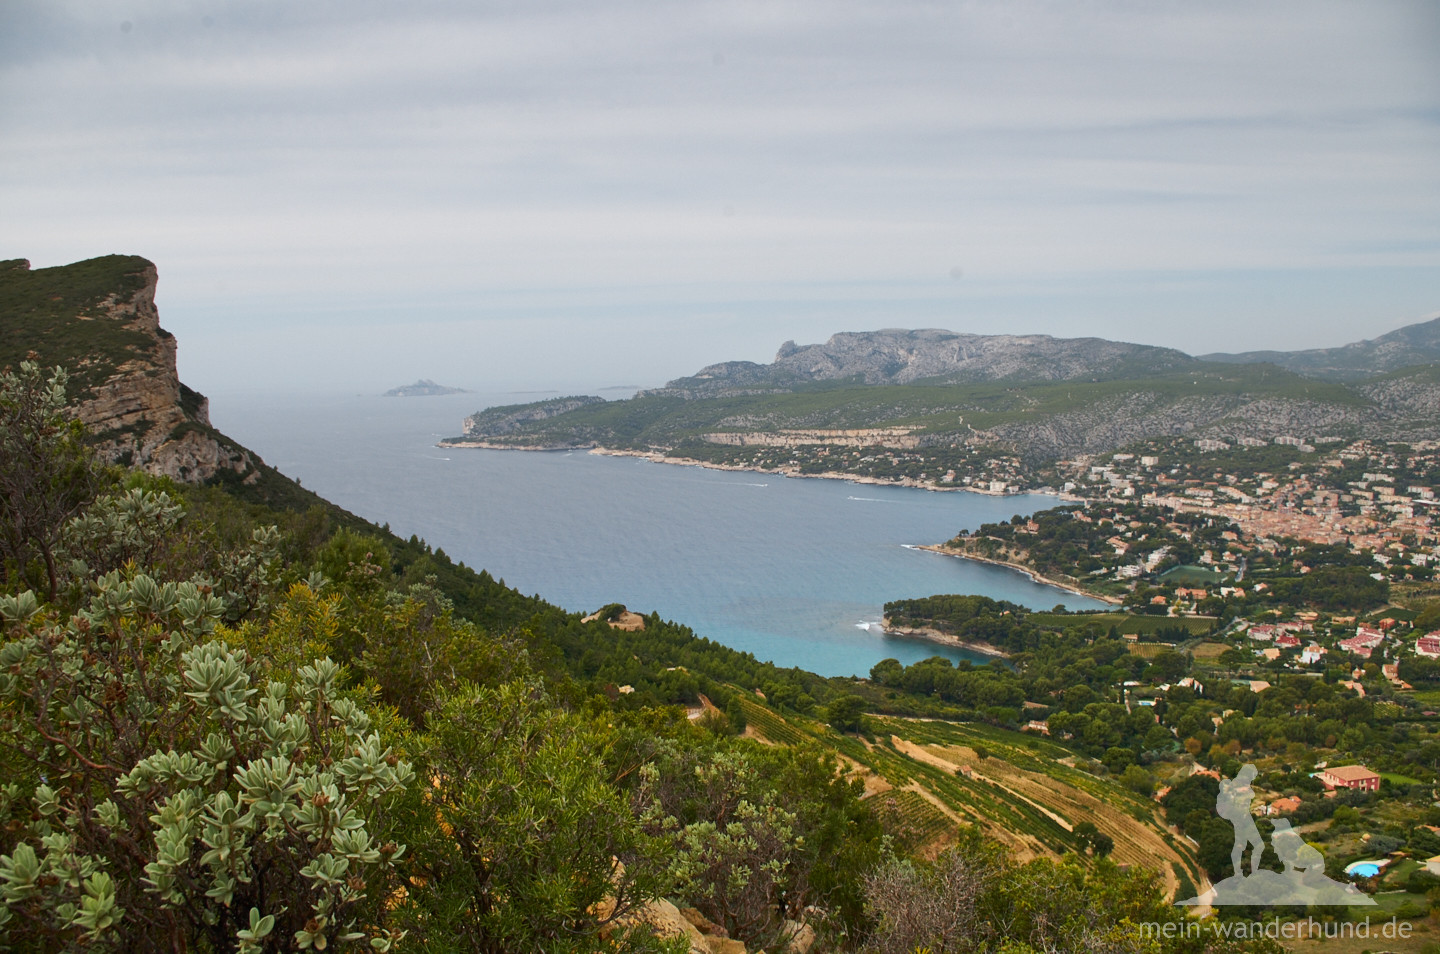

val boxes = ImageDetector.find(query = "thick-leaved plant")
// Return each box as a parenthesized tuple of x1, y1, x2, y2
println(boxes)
(0, 571, 412, 953)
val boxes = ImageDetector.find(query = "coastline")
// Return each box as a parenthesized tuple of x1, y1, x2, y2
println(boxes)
(440, 439, 596, 452)
(439, 439, 1036, 496)
(585, 447, 1023, 497)
(880, 622, 1010, 658)
(438, 440, 1117, 604)
(913, 544, 1124, 605)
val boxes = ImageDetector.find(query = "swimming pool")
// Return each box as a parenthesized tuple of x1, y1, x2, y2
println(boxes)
(1344, 861, 1382, 878)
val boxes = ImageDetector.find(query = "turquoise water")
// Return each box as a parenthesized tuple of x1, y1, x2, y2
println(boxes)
(1344, 862, 1382, 878)
(210, 390, 1106, 676)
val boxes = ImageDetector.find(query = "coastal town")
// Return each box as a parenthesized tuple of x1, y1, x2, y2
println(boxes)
(848, 430, 1440, 914)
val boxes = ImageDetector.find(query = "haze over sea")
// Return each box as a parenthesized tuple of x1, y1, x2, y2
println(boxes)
(210, 390, 1105, 677)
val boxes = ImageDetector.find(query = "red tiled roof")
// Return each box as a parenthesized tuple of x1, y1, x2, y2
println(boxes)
(1324, 765, 1378, 782)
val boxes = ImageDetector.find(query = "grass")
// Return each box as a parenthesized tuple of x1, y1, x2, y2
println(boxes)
(1382, 772, 1427, 786)
(1158, 565, 1228, 585)
(1407, 688, 1440, 706)
(0, 255, 158, 397)
(1367, 889, 1430, 917)
(1384, 858, 1422, 886)
(734, 697, 814, 747)
(1192, 642, 1233, 661)
(872, 788, 955, 853)
(706, 695, 1208, 893)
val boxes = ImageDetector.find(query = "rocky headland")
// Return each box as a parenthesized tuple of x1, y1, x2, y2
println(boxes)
(3, 255, 257, 484)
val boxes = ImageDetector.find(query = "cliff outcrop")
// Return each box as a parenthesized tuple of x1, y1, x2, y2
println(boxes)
(658, 328, 1196, 396)
(2, 255, 257, 484)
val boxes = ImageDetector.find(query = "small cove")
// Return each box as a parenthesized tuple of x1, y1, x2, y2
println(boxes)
(211, 390, 1107, 676)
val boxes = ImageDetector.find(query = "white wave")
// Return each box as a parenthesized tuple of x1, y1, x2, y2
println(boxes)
(846, 495, 895, 503)
(855, 621, 883, 632)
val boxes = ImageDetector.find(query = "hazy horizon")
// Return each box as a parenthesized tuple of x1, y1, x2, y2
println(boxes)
(5, 1, 1437, 394)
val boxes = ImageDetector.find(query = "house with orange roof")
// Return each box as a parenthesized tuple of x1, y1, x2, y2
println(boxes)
(1318, 764, 1380, 792)
(1266, 796, 1303, 816)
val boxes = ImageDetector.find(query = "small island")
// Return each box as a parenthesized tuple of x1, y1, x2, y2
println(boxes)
(384, 379, 472, 397)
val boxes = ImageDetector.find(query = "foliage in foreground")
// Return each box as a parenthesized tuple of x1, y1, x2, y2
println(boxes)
(0, 360, 1288, 952)
(863, 831, 1281, 954)
(0, 575, 411, 952)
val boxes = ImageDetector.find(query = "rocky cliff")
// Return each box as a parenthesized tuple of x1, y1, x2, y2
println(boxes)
(2, 255, 257, 484)
(655, 328, 1196, 396)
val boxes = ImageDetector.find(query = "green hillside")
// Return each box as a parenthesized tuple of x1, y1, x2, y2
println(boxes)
(0, 255, 157, 395)
(0, 258, 1300, 951)
(445, 362, 1379, 465)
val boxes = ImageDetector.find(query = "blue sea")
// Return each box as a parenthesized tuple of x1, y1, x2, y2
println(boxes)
(209, 390, 1105, 677)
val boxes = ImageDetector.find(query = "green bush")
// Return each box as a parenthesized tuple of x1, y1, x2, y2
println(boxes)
(0, 574, 412, 952)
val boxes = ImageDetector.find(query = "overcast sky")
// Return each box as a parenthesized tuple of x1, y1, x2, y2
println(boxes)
(3, 1, 1438, 394)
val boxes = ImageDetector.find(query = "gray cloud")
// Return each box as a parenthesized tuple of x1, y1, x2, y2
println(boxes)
(2, 0, 1437, 391)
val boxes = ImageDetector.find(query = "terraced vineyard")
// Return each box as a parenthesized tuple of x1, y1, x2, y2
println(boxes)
(733, 695, 1205, 898)
(870, 789, 953, 855)
(735, 696, 812, 746)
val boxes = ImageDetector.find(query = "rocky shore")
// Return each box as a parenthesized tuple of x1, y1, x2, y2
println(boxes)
(879, 622, 1010, 657)
(913, 545, 1123, 605)
(585, 447, 1020, 496)
(440, 439, 594, 452)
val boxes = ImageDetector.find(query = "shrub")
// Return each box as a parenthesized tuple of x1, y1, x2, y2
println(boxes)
(0, 573, 412, 952)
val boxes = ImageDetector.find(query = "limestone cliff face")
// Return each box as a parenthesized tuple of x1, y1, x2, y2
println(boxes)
(76, 264, 255, 483)
(5, 256, 257, 484)
(657, 328, 1197, 396)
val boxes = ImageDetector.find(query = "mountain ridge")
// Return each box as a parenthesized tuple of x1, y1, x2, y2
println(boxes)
(1200, 313, 1440, 379)
(654, 328, 1198, 397)
(449, 318, 1440, 464)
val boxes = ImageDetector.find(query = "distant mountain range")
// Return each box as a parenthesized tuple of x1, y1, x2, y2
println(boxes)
(655, 318, 1440, 395)
(449, 315, 1440, 461)
(10, 252, 1435, 467)
(1201, 315, 1440, 380)
(654, 328, 1195, 397)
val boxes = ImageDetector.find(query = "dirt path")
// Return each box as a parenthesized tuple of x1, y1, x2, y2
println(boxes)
(839, 753, 893, 797)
